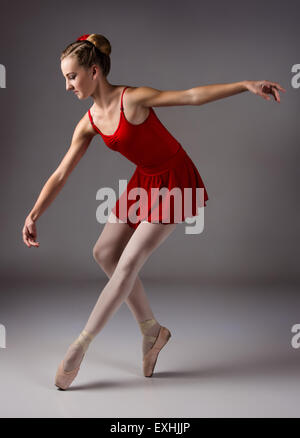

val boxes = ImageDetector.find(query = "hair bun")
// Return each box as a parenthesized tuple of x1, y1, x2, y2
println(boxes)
(87, 34, 111, 56)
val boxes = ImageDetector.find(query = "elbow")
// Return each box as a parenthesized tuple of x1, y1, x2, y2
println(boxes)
(52, 170, 68, 185)
(188, 88, 201, 106)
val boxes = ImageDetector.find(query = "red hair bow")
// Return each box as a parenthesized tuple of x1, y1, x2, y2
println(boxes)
(77, 34, 90, 41)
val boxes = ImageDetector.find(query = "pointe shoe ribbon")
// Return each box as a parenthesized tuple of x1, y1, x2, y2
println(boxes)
(143, 326, 171, 377)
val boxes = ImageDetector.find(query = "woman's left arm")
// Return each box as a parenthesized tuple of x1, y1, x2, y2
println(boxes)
(129, 81, 286, 108)
(192, 80, 286, 105)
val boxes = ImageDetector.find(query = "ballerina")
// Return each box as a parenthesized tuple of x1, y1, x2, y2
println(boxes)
(22, 33, 285, 390)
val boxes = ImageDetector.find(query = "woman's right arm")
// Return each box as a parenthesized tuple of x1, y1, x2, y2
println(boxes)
(22, 114, 96, 248)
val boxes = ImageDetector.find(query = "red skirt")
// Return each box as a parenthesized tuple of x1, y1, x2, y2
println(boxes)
(112, 144, 209, 229)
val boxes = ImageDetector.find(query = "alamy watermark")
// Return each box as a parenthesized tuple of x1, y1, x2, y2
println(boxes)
(0, 64, 6, 88)
(95, 179, 205, 234)
(291, 64, 300, 88)
(0, 324, 6, 348)
(291, 324, 300, 349)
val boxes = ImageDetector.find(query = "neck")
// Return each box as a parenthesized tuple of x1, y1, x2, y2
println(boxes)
(91, 80, 120, 112)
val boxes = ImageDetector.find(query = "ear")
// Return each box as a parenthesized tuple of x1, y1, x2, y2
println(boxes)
(91, 64, 100, 78)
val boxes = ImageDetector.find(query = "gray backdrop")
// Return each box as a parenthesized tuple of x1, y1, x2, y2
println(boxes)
(0, 0, 300, 418)
(1, 0, 299, 283)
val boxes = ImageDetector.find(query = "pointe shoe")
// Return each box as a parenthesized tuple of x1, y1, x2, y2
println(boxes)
(54, 354, 85, 390)
(143, 326, 171, 377)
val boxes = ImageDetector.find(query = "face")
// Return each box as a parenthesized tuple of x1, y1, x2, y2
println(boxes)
(61, 56, 98, 99)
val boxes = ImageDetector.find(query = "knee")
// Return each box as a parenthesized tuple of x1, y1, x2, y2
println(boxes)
(116, 253, 141, 277)
(92, 245, 119, 272)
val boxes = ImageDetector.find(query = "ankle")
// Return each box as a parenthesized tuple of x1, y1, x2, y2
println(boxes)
(73, 329, 95, 354)
(139, 318, 161, 336)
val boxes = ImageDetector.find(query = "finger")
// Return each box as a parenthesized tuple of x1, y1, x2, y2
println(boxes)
(273, 88, 280, 102)
(269, 86, 281, 102)
(268, 87, 277, 101)
(22, 232, 30, 247)
(270, 83, 286, 93)
(29, 234, 38, 243)
(25, 233, 35, 247)
(273, 82, 286, 92)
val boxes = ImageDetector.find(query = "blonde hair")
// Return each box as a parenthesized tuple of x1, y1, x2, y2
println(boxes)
(60, 34, 111, 77)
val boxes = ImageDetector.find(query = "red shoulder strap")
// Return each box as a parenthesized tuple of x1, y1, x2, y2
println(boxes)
(88, 109, 99, 134)
(120, 86, 129, 111)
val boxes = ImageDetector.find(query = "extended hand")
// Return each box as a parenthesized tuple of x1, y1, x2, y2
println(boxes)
(245, 80, 286, 102)
(22, 217, 40, 248)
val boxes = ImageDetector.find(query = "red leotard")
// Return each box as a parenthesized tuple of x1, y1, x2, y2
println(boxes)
(88, 86, 209, 229)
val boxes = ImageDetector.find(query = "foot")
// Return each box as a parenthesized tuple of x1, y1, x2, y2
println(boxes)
(63, 342, 85, 372)
(143, 326, 172, 377)
(142, 321, 161, 358)
(62, 329, 95, 372)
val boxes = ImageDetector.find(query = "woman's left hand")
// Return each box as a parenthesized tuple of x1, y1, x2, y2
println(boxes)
(245, 80, 286, 102)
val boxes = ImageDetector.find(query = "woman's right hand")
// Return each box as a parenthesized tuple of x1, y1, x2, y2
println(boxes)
(22, 216, 40, 248)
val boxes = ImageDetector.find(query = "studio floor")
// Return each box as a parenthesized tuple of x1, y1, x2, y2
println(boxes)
(1, 276, 299, 418)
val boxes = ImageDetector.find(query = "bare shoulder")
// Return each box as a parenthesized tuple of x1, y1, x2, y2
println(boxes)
(123, 86, 161, 113)
(124, 86, 156, 107)
(75, 110, 98, 139)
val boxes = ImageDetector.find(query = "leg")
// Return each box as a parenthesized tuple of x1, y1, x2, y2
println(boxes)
(63, 218, 176, 372)
(93, 212, 166, 360)
(93, 211, 158, 323)
(83, 220, 177, 336)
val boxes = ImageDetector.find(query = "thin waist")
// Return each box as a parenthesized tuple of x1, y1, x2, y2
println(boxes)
(137, 144, 188, 176)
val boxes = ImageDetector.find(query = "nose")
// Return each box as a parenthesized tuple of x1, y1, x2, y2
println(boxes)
(66, 81, 74, 91)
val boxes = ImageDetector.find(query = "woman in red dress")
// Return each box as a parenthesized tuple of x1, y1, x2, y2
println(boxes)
(22, 33, 285, 390)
